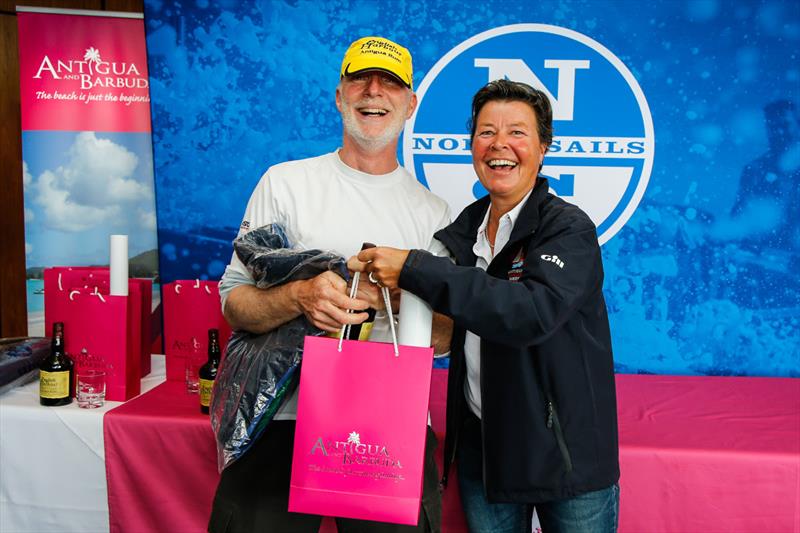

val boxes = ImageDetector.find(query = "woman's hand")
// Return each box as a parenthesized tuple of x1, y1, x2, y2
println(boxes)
(347, 247, 410, 289)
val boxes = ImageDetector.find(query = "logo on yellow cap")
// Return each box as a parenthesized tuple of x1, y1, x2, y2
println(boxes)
(340, 36, 413, 89)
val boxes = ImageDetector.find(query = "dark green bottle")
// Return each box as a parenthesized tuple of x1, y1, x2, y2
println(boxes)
(199, 329, 220, 414)
(39, 322, 74, 406)
(347, 242, 377, 340)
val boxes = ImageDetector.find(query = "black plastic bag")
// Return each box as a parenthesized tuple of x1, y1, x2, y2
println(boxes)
(210, 223, 348, 471)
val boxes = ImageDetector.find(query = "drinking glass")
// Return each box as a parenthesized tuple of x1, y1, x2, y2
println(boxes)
(76, 370, 106, 408)
(185, 348, 204, 394)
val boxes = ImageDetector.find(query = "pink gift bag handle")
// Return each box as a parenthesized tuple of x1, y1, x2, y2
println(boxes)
(174, 279, 212, 295)
(337, 255, 399, 357)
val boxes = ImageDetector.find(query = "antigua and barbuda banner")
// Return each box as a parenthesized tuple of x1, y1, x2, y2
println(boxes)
(18, 7, 160, 337)
(143, 0, 799, 377)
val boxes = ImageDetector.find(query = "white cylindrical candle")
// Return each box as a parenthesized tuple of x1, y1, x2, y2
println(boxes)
(109, 234, 129, 296)
(398, 289, 433, 348)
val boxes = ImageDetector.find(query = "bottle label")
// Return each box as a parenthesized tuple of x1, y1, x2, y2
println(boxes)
(40, 370, 70, 399)
(357, 321, 373, 341)
(327, 321, 375, 341)
(199, 378, 214, 407)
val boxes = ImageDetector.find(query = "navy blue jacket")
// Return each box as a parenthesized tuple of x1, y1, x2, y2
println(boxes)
(399, 178, 619, 503)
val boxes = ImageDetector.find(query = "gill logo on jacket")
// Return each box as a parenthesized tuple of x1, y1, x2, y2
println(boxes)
(403, 24, 655, 245)
(541, 254, 565, 268)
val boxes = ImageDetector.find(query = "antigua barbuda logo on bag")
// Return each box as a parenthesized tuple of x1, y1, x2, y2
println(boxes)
(307, 430, 405, 480)
(403, 24, 655, 245)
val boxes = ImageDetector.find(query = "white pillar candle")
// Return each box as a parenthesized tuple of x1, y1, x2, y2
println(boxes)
(398, 289, 433, 348)
(109, 234, 129, 296)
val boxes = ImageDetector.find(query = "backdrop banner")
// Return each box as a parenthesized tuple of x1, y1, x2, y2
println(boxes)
(18, 7, 160, 339)
(142, 1, 799, 378)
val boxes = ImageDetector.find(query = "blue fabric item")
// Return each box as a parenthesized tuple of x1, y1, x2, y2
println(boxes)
(0, 337, 51, 396)
(233, 225, 349, 289)
(536, 484, 619, 533)
(210, 223, 348, 471)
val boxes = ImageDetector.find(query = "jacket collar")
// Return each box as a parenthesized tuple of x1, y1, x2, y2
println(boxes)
(435, 177, 549, 265)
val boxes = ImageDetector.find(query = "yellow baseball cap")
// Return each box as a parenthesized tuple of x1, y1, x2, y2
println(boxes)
(340, 36, 413, 89)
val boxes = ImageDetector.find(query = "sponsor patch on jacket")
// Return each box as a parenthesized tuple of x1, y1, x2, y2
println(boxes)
(508, 247, 526, 281)
(540, 254, 565, 268)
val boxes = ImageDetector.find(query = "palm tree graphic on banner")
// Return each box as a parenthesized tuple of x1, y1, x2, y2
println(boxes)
(83, 47, 101, 75)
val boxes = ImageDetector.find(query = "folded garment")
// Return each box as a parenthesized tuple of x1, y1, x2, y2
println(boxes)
(234, 225, 348, 289)
(211, 223, 348, 471)
(0, 337, 51, 397)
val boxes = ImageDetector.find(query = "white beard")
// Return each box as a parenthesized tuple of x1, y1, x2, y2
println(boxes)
(340, 96, 409, 151)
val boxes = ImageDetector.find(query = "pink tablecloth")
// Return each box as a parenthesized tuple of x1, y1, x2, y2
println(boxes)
(104, 372, 800, 533)
(104, 381, 219, 533)
(615, 374, 800, 532)
(104, 370, 466, 533)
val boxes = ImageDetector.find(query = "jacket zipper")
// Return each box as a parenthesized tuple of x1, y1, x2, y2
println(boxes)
(546, 400, 573, 473)
(443, 430, 459, 488)
(480, 341, 489, 494)
(441, 329, 467, 489)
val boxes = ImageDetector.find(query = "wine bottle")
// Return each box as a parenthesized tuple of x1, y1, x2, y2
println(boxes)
(199, 329, 221, 414)
(347, 242, 377, 340)
(39, 322, 74, 406)
(347, 308, 377, 340)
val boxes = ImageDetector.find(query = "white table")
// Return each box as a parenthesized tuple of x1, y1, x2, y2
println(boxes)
(0, 355, 166, 533)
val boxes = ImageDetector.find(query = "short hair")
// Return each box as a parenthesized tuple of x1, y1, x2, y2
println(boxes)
(468, 79, 553, 148)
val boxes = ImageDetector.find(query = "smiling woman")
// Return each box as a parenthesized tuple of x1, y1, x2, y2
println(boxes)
(471, 100, 546, 217)
(467, 80, 554, 232)
(466, 81, 552, 245)
(348, 78, 620, 533)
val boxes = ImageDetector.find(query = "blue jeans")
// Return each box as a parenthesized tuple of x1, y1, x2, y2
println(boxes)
(456, 413, 619, 533)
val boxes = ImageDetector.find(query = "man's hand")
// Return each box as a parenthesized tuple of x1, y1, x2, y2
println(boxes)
(347, 247, 410, 289)
(353, 278, 383, 309)
(294, 271, 370, 332)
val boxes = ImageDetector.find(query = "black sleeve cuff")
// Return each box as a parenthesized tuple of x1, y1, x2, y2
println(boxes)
(399, 249, 431, 289)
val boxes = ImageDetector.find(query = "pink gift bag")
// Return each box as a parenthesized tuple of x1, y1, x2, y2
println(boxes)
(44, 267, 109, 328)
(130, 278, 153, 376)
(162, 280, 231, 382)
(59, 288, 141, 401)
(289, 334, 434, 525)
(44, 267, 153, 377)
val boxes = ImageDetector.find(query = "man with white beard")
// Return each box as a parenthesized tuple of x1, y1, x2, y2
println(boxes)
(208, 36, 451, 533)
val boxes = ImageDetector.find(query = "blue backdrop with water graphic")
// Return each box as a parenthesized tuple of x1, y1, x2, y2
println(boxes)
(143, 0, 799, 376)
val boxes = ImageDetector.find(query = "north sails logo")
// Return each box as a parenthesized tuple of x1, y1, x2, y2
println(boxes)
(403, 24, 654, 245)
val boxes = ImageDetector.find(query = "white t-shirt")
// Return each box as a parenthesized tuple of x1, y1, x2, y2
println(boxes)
(463, 187, 533, 418)
(220, 150, 451, 419)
